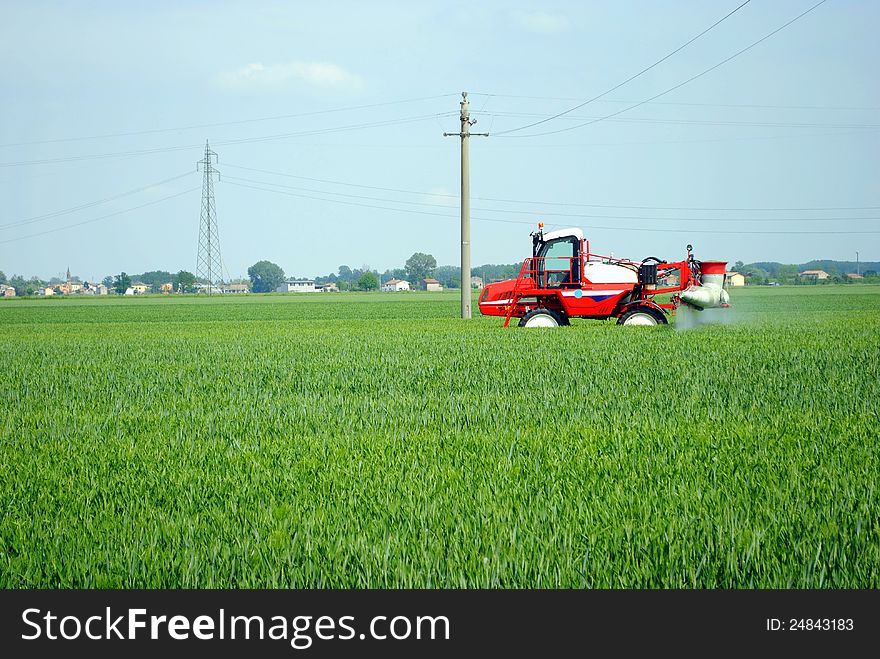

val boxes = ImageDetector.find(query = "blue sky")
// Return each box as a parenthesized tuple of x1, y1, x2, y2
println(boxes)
(1, 0, 878, 281)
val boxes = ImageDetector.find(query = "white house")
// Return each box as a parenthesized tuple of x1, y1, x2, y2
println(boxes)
(423, 278, 443, 292)
(725, 272, 746, 287)
(0, 284, 15, 297)
(221, 283, 250, 294)
(381, 278, 410, 292)
(276, 279, 318, 293)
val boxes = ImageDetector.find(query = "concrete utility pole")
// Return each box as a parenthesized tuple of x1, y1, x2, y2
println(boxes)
(445, 92, 488, 319)
(856, 251, 860, 276)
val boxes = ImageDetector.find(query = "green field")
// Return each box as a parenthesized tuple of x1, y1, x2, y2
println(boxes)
(1, 287, 878, 587)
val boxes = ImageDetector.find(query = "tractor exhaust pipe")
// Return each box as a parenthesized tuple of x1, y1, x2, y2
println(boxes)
(680, 260, 730, 309)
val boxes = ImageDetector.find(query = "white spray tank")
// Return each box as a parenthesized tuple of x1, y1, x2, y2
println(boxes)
(680, 260, 730, 309)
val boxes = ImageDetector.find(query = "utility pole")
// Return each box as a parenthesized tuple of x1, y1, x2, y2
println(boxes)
(856, 251, 860, 276)
(445, 92, 488, 318)
(196, 141, 222, 294)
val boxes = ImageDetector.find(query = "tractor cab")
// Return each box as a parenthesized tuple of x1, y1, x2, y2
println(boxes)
(531, 227, 583, 288)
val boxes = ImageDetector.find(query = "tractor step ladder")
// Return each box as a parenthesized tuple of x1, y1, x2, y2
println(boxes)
(503, 259, 532, 328)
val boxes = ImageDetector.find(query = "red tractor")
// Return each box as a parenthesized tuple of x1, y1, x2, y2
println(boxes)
(478, 224, 730, 327)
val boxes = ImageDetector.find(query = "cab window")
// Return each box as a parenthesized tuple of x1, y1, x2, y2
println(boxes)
(539, 238, 579, 286)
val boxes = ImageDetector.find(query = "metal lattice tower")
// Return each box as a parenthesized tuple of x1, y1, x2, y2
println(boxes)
(196, 141, 222, 293)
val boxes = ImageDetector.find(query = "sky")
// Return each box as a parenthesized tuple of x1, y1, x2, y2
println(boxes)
(1, 0, 878, 282)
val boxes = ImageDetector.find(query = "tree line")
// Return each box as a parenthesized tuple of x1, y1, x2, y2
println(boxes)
(246, 253, 524, 293)
(731, 260, 879, 285)
(2, 259, 523, 296)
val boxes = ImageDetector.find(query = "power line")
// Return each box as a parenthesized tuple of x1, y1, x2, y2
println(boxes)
(0, 93, 458, 149)
(479, 127, 880, 149)
(483, 111, 880, 131)
(200, 124, 877, 148)
(0, 112, 457, 168)
(501, 0, 830, 138)
(472, 93, 880, 113)
(225, 177, 880, 235)
(215, 112, 455, 146)
(493, 0, 753, 136)
(223, 162, 880, 212)
(224, 162, 463, 197)
(0, 187, 199, 245)
(0, 171, 195, 230)
(223, 174, 880, 223)
(223, 179, 540, 228)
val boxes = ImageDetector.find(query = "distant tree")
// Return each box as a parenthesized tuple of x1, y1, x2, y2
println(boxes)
(102, 276, 114, 289)
(745, 266, 769, 286)
(435, 265, 461, 289)
(113, 272, 131, 295)
(358, 272, 379, 291)
(338, 265, 353, 282)
(0, 270, 6, 285)
(776, 264, 798, 285)
(174, 270, 197, 293)
(10, 275, 42, 296)
(731, 261, 745, 273)
(486, 263, 520, 280)
(405, 252, 437, 285)
(383, 268, 407, 282)
(248, 260, 285, 293)
(137, 270, 174, 287)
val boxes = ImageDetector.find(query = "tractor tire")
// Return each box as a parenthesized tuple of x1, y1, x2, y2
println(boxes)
(617, 306, 667, 326)
(519, 308, 564, 328)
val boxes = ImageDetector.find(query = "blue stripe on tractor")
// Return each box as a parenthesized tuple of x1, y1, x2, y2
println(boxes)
(588, 294, 617, 302)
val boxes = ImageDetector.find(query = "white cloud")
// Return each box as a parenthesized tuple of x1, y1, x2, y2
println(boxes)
(217, 61, 364, 91)
(510, 10, 569, 34)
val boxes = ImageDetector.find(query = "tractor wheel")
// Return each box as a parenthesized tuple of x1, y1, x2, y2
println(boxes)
(519, 308, 563, 328)
(617, 306, 667, 326)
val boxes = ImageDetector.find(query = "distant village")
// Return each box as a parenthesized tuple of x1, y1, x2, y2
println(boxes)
(0, 251, 495, 298)
(0, 264, 458, 298)
(5, 272, 451, 298)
